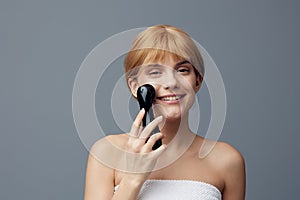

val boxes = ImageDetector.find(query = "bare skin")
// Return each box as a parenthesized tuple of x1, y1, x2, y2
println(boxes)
(84, 56, 246, 200)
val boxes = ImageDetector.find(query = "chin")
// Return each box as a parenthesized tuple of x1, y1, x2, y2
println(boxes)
(165, 112, 182, 121)
(153, 106, 184, 121)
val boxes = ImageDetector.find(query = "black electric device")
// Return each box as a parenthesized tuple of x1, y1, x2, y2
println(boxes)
(137, 84, 162, 150)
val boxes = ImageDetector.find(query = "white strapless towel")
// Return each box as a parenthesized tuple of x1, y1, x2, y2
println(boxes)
(114, 179, 222, 200)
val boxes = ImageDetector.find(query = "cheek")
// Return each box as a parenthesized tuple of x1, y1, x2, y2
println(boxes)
(136, 75, 154, 85)
(137, 76, 161, 90)
(189, 77, 199, 91)
(179, 77, 197, 91)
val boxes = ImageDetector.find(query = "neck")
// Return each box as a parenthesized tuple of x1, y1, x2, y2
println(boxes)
(154, 113, 199, 170)
(158, 113, 196, 149)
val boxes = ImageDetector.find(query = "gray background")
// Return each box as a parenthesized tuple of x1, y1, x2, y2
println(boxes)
(1, 0, 299, 199)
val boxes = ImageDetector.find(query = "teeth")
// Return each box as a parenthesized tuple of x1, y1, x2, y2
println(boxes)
(162, 96, 181, 101)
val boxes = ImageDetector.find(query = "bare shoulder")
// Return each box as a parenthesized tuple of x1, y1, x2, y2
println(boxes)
(91, 133, 129, 151)
(214, 141, 244, 161)
(212, 141, 245, 170)
(89, 133, 130, 164)
(85, 134, 129, 199)
(210, 142, 246, 198)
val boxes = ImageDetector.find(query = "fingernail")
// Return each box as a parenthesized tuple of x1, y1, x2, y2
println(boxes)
(157, 116, 163, 121)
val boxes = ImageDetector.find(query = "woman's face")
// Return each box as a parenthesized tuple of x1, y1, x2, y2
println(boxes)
(129, 55, 201, 121)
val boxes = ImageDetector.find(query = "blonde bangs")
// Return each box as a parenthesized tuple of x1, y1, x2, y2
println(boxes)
(136, 48, 185, 66)
(124, 25, 204, 80)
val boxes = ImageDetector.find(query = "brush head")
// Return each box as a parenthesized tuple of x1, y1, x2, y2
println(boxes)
(137, 84, 156, 111)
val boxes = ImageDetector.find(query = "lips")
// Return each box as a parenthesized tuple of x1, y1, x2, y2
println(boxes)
(156, 94, 186, 102)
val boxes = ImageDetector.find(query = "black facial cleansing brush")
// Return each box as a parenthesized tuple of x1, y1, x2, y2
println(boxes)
(137, 84, 162, 150)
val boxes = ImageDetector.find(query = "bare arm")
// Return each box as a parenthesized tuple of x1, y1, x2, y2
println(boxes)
(84, 152, 114, 200)
(84, 150, 145, 200)
(221, 144, 246, 200)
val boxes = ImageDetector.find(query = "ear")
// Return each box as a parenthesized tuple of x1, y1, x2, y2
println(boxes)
(127, 77, 139, 98)
(195, 75, 203, 92)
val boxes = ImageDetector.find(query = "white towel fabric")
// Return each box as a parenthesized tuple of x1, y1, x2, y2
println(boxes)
(114, 179, 222, 200)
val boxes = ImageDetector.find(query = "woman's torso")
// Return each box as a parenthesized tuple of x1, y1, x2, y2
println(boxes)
(113, 134, 225, 193)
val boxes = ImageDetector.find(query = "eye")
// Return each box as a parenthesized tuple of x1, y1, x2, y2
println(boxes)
(176, 67, 191, 74)
(149, 70, 162, 75)
(147, 68, 163, 76)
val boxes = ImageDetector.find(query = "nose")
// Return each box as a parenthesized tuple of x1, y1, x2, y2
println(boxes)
(161, 70, 178, 90)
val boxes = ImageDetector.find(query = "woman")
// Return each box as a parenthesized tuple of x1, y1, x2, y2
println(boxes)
(84, 25, 246, 200)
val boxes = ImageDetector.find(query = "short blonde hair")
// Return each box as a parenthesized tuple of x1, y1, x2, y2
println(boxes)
(124, 25, 204, 81)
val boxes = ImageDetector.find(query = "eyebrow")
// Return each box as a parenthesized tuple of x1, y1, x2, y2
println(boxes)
(146, 63, 162, 68)
(175, 60, 192, 67)
(145, 60, 192, 68)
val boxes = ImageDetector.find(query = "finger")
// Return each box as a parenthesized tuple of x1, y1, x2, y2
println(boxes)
(139, 116, 163, 139)
(152, 143, 167, 157)
(141, 132, 164, 153)
(133, 108, 145, 127)
(129, 108, 145, 137)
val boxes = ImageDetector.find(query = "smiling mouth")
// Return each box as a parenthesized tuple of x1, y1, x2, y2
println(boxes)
(156, 94, 186, 101)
